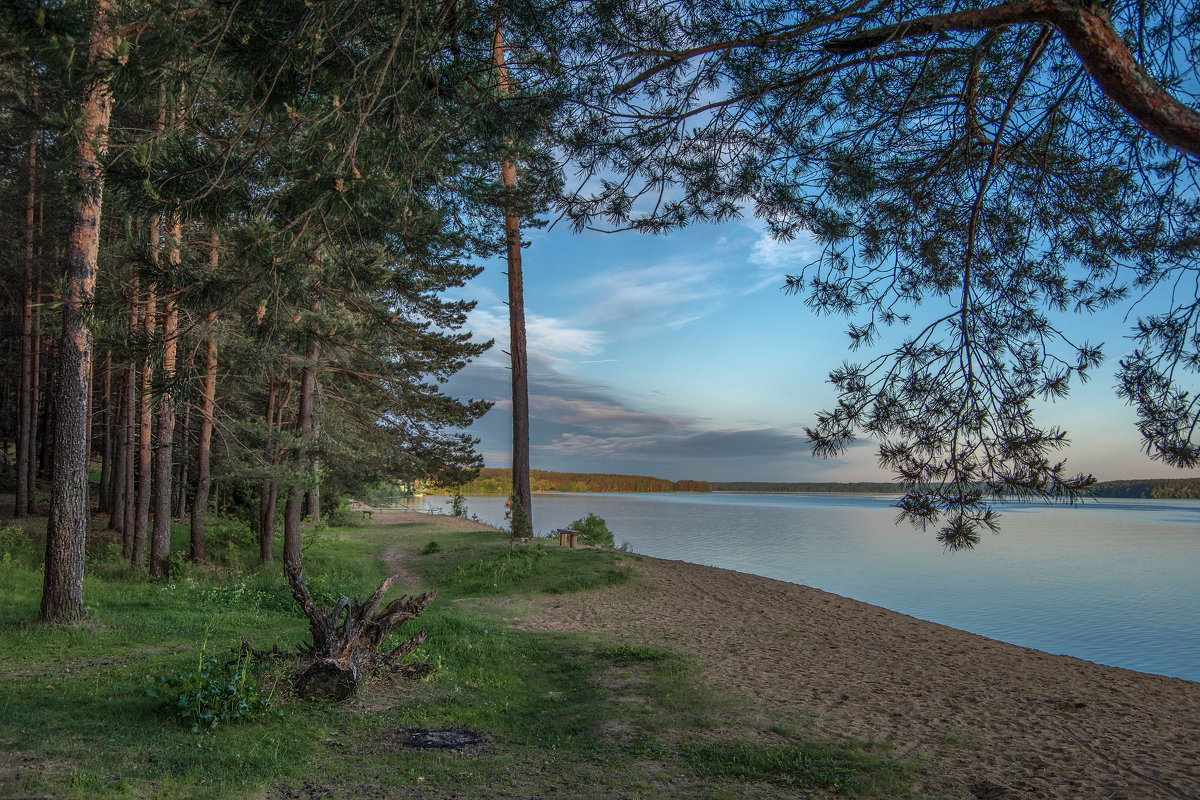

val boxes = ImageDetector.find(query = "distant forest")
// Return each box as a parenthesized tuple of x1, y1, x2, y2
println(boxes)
(438, 472, 1200, 500)
(1091, 479, 1200, 499)
(436, 468, 712, 495)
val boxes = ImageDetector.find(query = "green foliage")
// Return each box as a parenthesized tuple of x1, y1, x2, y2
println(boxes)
(0, 524, 36, 567)
(148, 643, 280, 732)
(421, 540, 441, 555)
(205, 518, 257, 565)
(567, 513, 615, 548)
(322, 502, 369, 529)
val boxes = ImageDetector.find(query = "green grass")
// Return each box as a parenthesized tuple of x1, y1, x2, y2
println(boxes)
(0, 516, 919, 799)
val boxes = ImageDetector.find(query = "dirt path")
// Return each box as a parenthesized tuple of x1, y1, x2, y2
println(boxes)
(378, 513, 1200, 799)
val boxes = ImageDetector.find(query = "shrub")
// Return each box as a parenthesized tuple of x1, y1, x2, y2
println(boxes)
(567, 513, 615, 548)
(422, 540, 441, 555)
(450, 491, 469, 519)
(0, 524, 35, 567)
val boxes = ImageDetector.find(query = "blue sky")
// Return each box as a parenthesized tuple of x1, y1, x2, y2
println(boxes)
(444, 217, 1200, 484)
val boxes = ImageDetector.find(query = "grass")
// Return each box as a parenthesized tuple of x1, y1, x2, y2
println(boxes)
(0, 515, 919, 799)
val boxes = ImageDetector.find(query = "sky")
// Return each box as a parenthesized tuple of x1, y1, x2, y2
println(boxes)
(442, 215, 1200, 485)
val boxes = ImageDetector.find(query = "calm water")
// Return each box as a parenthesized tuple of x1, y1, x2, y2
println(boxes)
(421, 492, 1200, 682)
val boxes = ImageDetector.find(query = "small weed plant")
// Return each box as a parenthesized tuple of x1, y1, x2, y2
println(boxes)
(450, 490, 469, 519)
(149, 640, 281, 732)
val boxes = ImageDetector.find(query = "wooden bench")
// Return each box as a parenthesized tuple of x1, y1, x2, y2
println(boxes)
(557, 529, 580, 548)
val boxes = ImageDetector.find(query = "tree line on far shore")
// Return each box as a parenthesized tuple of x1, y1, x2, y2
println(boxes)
(439, 471, 1200, 500)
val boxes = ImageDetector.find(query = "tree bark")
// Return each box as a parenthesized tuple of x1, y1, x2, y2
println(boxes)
(259, 380, 278, 563)
(493, 22, 533, 538)
(15, 82, 37, 520)
(284, 338, 319, 577)
(133, 283, 156, 570)
(98, 353, 113, 513)
(107, 368, 127, 534)
(150, 216, 179, 579)
(190, 231, 220, 562)
(27, 207, 43, 516)
(42, 0, 114, 622)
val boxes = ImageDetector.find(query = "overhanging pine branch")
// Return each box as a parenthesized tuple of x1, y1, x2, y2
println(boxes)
(824, 0, 1200, 157)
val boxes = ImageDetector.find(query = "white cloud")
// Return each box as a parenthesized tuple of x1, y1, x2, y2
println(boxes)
(467, 307, 604, 364)
(742, 219, 820, 293)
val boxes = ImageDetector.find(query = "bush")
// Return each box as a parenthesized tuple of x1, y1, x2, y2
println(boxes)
(567, 513, 615, 548)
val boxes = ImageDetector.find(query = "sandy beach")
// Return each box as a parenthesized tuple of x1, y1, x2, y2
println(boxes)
(382, 510, 1200, 799)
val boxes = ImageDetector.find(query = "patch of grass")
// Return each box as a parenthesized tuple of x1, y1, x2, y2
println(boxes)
(684, 739, 907, 795)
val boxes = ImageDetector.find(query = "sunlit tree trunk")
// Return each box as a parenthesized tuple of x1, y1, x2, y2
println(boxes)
(492, 21, 532, 538)
(42, 0, 114, 622)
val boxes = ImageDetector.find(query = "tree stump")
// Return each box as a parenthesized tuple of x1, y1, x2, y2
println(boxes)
(285, 565, 436, 701)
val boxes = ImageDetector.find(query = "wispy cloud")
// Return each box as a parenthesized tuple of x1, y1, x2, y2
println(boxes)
(742, 218, 820, 293)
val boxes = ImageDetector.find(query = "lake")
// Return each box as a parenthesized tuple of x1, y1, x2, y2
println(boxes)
(419, 491, 1200, 682)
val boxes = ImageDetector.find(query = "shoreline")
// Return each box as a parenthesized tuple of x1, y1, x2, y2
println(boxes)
(518, 553, 1200, 799)
(379, 510, 1199, 798)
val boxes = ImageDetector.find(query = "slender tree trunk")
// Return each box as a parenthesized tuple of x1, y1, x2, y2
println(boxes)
(15, 83, 37, 519)
(26, 203, 44, 516)
(121, 364, 136, 556)
(190, 232, 220, 562)
(151, 218, 179, 579)
(98, 353, 112, 513)
(284, 339, 319, 598)
(175, 394, 189, 520)
(259, 380, 278, 563)
(42, 0, 114, 622)
(132, 284, 156, 570)
(493, 23, 532, 538)
(107, 372, 127, 533)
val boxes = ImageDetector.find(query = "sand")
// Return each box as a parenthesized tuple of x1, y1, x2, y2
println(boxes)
(380, 511, 1200, 799)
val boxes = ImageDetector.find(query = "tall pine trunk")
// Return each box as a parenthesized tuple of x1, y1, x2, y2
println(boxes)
(15, 82, 37, 520)
(190, 231, 221, 562)
(493, 22, 532, 537)
(259, 380, 278, 563)
(150, 212, 180, 579)
(121, 364, 136, 556)
(132, 284, 156, 570)
(42, 0, 114, 622)
(106, 368, 127, 533)
(284, 339, 319, 600)
(98, 353, 112, 513)
(26, 204, 43, 516)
